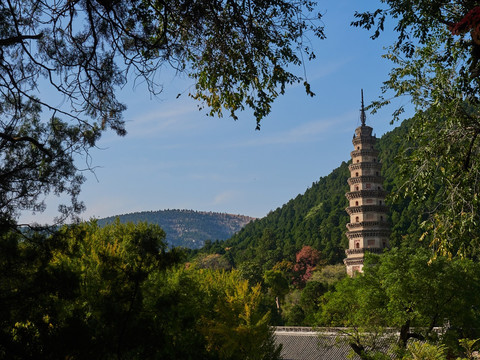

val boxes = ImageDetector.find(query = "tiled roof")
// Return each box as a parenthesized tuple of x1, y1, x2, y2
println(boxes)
(274, 327, 360, 360)
(275, 327, 450, 360)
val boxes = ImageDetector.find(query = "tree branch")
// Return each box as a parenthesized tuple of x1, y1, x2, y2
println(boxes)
(0, 132, 52, 158)
(464, 128, 480, 170)
(0, 33, 43, 47)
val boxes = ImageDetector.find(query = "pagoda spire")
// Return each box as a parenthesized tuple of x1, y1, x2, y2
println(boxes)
(360, 89, 366, 126)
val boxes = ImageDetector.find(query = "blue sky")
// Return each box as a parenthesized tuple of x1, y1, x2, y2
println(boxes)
(22, 0, 412, 224)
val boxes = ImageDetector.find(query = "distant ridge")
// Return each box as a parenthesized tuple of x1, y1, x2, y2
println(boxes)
(97, 209, 255, 249)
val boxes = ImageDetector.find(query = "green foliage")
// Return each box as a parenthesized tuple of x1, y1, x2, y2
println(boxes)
(0, 220, 179, 358)
(401, 338, 480, 360)
(458, 338, 480, 359)
(381, 35, 480, 257)
(238, 260, 265, 287)
(309, 264, 347, 286)
(278, 265, 345, 326)
(318, 248, 480, 358)
(0, 221, 280, 359)
(298, 281, 326, 324)
(264, 270, 289, 310)
(354, 1, 480, 257)
(197, 270, 281, 360)
(0, 101, 87, 226)
(185, 0, 324, 128)
(281, 290, 305, 326)
(194, 253, 232, 270)
(403, 341, 447, 360)
(284, 304, 305, 326)
(218, 118, 426, 270)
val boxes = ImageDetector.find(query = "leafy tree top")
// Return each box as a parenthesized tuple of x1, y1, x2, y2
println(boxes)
(1, 0, 324, 226)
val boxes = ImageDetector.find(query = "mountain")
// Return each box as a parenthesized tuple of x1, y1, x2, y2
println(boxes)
(218, 118, 425, 268)
(97, 210, 255, 248)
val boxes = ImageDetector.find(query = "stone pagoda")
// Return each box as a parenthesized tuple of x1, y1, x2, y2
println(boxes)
(344, 91, 390, 276)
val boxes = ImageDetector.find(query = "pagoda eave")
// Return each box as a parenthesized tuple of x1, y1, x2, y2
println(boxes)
(346, 229, 392, 239)
(345, 190, 386, 200)
(347, 176, 384, 185)
(345, 204, 388, 215)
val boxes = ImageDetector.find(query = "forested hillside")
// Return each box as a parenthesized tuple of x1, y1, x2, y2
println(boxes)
(98, 210, 255, 249)
(217, 118, 424, 267)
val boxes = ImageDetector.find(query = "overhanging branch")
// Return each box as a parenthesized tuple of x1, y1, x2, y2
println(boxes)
(0, 33, 43, 47)
(0, 132, 52, 158)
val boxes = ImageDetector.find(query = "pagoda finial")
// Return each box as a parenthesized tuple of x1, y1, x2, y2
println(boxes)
(360, 89, 366, 126)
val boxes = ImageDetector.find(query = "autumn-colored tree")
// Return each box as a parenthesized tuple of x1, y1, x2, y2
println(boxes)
(198, 270, 281, 360)
(292, 245, 322, 287)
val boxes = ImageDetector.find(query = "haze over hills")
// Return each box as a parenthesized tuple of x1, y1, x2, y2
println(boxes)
(97, 209, 255, 248)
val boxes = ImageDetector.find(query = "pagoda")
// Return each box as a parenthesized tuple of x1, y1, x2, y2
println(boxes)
(344, 91, 390, 276)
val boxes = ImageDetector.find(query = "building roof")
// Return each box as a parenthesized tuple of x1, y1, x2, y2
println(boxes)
(274, 327, 360, 360)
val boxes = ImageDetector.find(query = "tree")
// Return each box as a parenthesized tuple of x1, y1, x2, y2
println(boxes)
(292, 245, 322, 287)
(0, 220, 183, 359)
(298, 280, 326, 324)
(195, 253, 232, 270)
(0, 221, 280, 359)
(308, 264, 346, 287)
(318, 248, 480, 359)
(198, 270, 281, 360)
(257, 228, 282, 270)
(264, 269, 289, 310)
(1, 0, 324, 226)
(352, 1, 480, 257)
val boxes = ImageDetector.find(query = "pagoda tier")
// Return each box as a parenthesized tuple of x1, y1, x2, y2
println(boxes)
(345, 204, 388, 215)
(346, 220, 390, 230)
(348, 162, 382, 171)
(352, 136, 376, 146)
(346, 229, 391, 239)
(344, 91, 390, 276)
(350, 149, 379, 158)
(345, 189, 386, 200)
(347, 176, 384, 185)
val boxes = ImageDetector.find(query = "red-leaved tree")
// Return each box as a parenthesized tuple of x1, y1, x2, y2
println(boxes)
(293, 246, 322, 288)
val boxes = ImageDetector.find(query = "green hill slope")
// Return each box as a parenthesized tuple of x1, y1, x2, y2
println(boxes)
(97, 210, 255, 249)
(221, 119, 423, 267)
